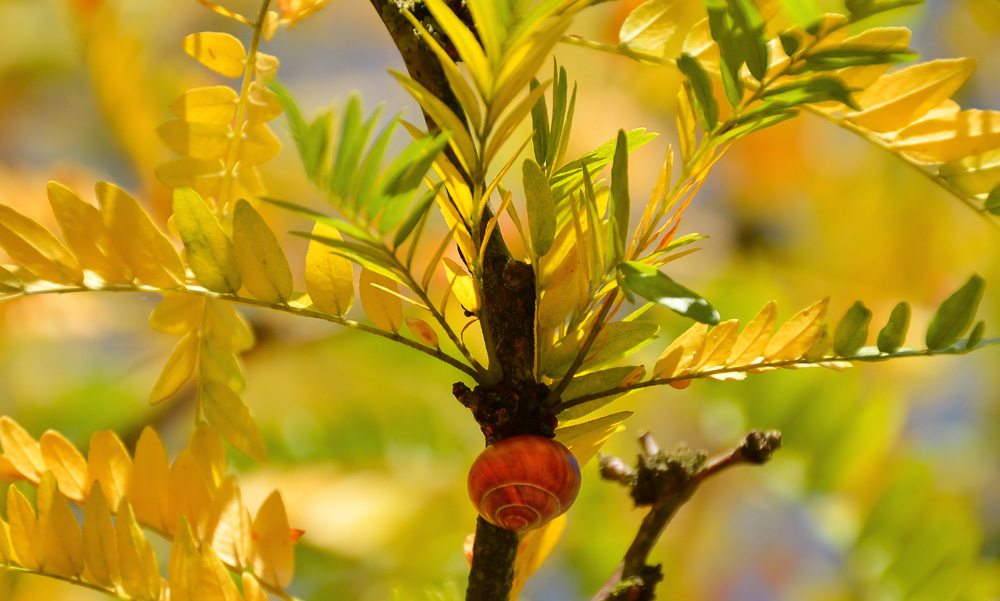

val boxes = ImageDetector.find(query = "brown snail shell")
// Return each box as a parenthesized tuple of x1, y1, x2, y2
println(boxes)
(467, 435, 581, 531)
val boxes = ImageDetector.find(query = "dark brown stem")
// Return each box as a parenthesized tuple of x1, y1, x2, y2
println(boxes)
(368, 4, 536, 600)
(592, 430, 782, 601)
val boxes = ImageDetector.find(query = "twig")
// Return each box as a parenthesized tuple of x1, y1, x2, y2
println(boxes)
(592, 430, 782, 601)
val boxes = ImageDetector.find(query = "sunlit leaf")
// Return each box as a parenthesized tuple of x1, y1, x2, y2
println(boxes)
(169, 86, 239, 124)
(544, 320, 660, 378)
(765, 297, 828, 361)
(39, 431, 89, 502)
(360, 267, 403, 332)
(305, 223, 355, 316)
(47, 182, 130, 284)
(232, 199, 294, 303)
(98, 182, 185, 288)
(0, 204, 84, 286)
(251, 491, 295, 589)
(619, 0, 686, 52)
(127, 428, 171, 534)
(149, 332, 198, 405)
(82, 482, 119, 587)
(619, 261, 719, 324)
(202, 381, 268, 462)
(173, 187, 241, 293)
(38, 471, 85, 578)
(894, 109, 1000, 164)
(183, 32, 246, 78)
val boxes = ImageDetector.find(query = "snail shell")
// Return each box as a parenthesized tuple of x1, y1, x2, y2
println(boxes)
(467, 435, 581, 531)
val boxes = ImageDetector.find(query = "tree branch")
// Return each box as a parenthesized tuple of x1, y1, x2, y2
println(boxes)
(592, 430, 782, 601)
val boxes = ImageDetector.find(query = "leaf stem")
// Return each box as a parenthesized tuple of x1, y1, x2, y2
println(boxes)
(554, 339, 999, 414)
(0, 283, 482, 381)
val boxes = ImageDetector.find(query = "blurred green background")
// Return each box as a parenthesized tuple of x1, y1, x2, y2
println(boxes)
(1, 0, 1000, 599)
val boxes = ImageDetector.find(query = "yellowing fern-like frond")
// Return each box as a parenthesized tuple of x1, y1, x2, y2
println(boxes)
(0, 417, 298, 599)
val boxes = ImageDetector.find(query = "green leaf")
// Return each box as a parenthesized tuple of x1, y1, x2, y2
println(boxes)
(232, 199, 294, 304)
(985, 184, 1000, 216)
(779, 0, 824, 27)
(750, 76, 860, 115)
(705, 0, 745, 107)
(729, 0, 769, 82)
(172, 187, 240, 294)
(355, 115, 403, 210)
(926, 274, 985, 350)
(877, 301, 910, 353)
(271, 81, 331, 180)
(392, 182, 442, 249)
(833, 301, 872, 356)
(779, 31, 801, 56)
(550, 129, 657, 203)
(257, 197, 373, 241)
(966, 320, 986, 350)
(790, 48, 918, 74)
(845, 0, 923, 19)
(608, 130, 631, 267)
(717, 109, 799, 144)
(676, 54, 719, 131)
(546, 64, 571, 170)
(529, 78, 550, 166)
(543, 321, 660, 378)
(523, 159, 557, 257)
(618, 261, 720, 325)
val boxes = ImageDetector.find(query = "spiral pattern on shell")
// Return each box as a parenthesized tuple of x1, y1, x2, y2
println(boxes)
(467, 435, 581, 531)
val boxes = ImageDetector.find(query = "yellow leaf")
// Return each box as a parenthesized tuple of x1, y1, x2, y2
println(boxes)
(199, 543, 244, 601)
(202, 381, 268, 462)
(169, 86, 239, 124)
(201, 338, 246, 394)
(619, 0, 686, 52)
(208, 479, 252, 568)
(149, 293, 203, 335)
(0, 519, 12, 565)
(168, 518, 201, 601)
(405, 316, 440, 347)
(173, 187, 241, 293)
(188, 423, 227, 491)
(241, 123, 282, 165)
(846, 58, 977, 133)
(893, 109, 1000, 164)
(47, 182, 131, 284)
(97, 181, 185, 288)
(304, 223, 354, 316)
(0, 265, 22, 293)
(158, 119, 232, 160)
(82, 482, 119, 588)
(251, 490, 295, 589)
(0, 204, 84, 285)
(555, 411, 633, 466)
(38, 472, 85, 578)
(765, 298, 829, 362)
(443, 257, 479, 313)
(697, 319, 740, 370)
(0, 416, 46, 482)
(242, 573, 269, 601)
(939, 147, 1000, 196)
(510, 514, 567, 600)
(232, 199, 294, 303)
(247, 82, 284, 123)
(728, 300, 777, 366)
(87, 430, 132, 511)
(255, 52, 280, 84)
(359, 267, 403, 332)
(39, 430, 89, 502)
(653, 323, 708, 378)
(116, 500, 160, 601)
(168, 450, 214, 539)
(127, 428, 172, 534)
(150, 332, 198, 405)
(207, 299, 255, 352)
(7, 484, 43, 570)
(183, 32, 246, 78)
(156, 157, 225, 198)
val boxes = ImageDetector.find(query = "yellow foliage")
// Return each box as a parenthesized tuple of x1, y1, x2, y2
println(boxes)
(0, 418, 298, 598)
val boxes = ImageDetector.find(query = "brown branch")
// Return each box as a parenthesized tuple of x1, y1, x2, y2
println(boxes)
(367, 4, 539, 600)
(592, 430, 782, 601)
